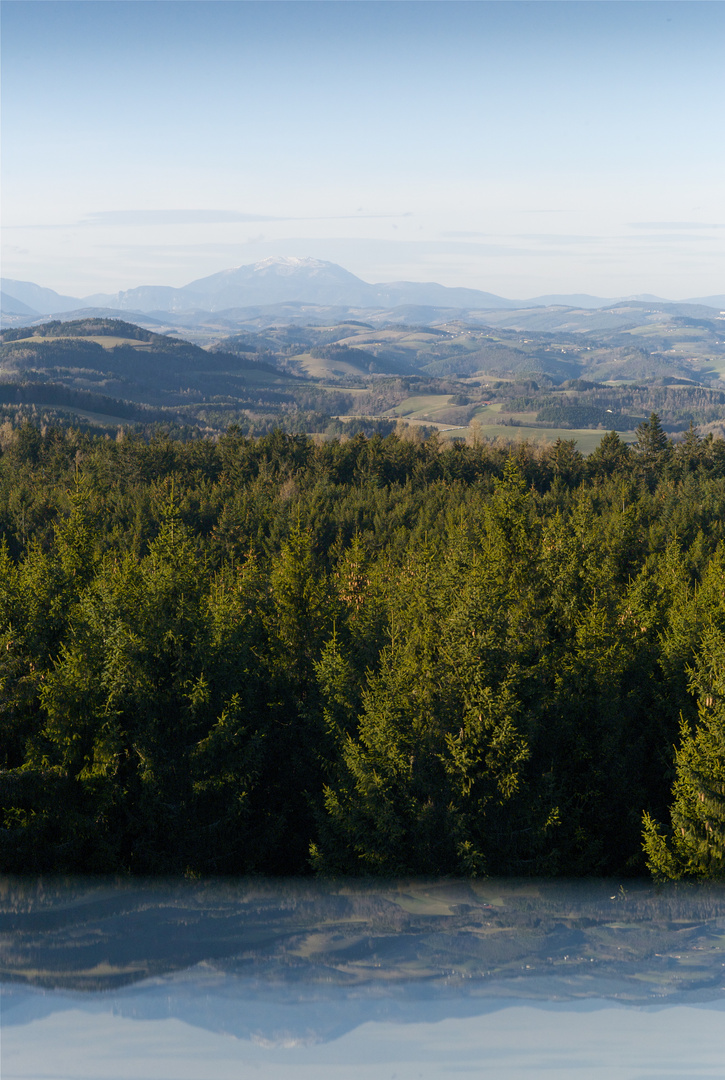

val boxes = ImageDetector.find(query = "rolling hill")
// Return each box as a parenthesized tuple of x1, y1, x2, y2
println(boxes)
(0, 318, 297, 432)
(3, 312, 725, 448)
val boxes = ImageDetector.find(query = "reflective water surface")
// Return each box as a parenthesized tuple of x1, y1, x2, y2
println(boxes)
(2, 878, 725, 1078)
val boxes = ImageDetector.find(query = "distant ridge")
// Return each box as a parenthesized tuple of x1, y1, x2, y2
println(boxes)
(2, 259, 722, 321)
(82, 257, 519, 313)
(527, 293, 668, 309)
(0, 278, 83, 314)
(685, 294, 725, 309)
(0, 290, 39, 317)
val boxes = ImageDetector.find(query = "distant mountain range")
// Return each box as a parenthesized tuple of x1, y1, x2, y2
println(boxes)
(3, 257, 723, 320)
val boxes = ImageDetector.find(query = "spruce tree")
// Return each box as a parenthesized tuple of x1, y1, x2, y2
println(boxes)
(634, 413, 672, 478)
(643, 625, 725, 879)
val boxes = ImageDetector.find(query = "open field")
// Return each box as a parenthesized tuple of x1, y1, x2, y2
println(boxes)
(389, 394, 455, 419)
(470, 423, 638, 453)
(4, 314, 725, 442)
(6, 334, 155, 350)
(186, 365, 292, 385)
(337, 329, 445, 348)
(335, 413, 464, 434)
(335, 413, 637, 453)
(699, 355, 725, 379)
(294, 351, 372, 378)
(13, 403, 133, 426)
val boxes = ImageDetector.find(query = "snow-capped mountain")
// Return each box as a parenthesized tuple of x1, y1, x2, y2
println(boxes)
(2, 259, 721, 321)
(74, 257, 518, 313)
(183, 256, 377, 308)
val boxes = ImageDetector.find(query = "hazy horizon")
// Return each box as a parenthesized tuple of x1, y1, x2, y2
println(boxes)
(3, 253, 723, 310)
(2, 1, 723, 300)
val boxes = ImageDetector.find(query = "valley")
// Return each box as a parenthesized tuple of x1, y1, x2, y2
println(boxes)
(2, 300, 725, 450)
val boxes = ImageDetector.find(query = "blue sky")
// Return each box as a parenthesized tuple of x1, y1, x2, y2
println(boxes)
(2, 1, 723, 299)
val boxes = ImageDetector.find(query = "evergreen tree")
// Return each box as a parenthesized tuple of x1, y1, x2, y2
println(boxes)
(5, 423, 725, 878)
(634, 413, 672, 485)
(587, 430, 632, 479)
(634, 413, 670, 458)
(643, 565, 725, 880)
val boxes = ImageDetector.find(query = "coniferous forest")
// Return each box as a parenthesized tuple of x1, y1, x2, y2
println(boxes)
(1, 417, 724, 880)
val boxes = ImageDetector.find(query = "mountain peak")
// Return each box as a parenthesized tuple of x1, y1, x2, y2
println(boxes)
(249, 256, 339, 277)
(4, 260, 715, 321)
(181, 256, 373, 306)
(252, 256, 329, 271)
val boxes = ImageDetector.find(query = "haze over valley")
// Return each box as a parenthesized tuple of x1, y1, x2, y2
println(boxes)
(1, 251, 723, 450)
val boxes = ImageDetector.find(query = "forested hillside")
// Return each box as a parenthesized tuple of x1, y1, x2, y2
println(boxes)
(1, 418, 724, 879)
(4, 315, 725, 447)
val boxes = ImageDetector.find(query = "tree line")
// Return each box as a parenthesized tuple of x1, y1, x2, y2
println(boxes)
(0, 416, 723, 878)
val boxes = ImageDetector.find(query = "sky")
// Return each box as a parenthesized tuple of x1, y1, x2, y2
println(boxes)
(1, 0, 724, 300)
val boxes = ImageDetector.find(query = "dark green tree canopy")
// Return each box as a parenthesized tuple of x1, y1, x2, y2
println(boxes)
(2, 422, 725, 878)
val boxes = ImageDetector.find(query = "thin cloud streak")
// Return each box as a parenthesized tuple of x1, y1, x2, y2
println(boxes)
(628, 222, 725, 230)
(3, 212, 413, 230)
(83, 210, 291, 226)
(442, 232, 601, 245)
(81, 210, 414, 228)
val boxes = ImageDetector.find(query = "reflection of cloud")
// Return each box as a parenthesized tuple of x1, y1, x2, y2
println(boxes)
(629, 222, 725, 230)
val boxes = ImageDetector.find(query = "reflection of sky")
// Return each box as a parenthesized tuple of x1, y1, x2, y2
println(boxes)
(3, 997, 725, 1080)
(4, 879, 725, 1078)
